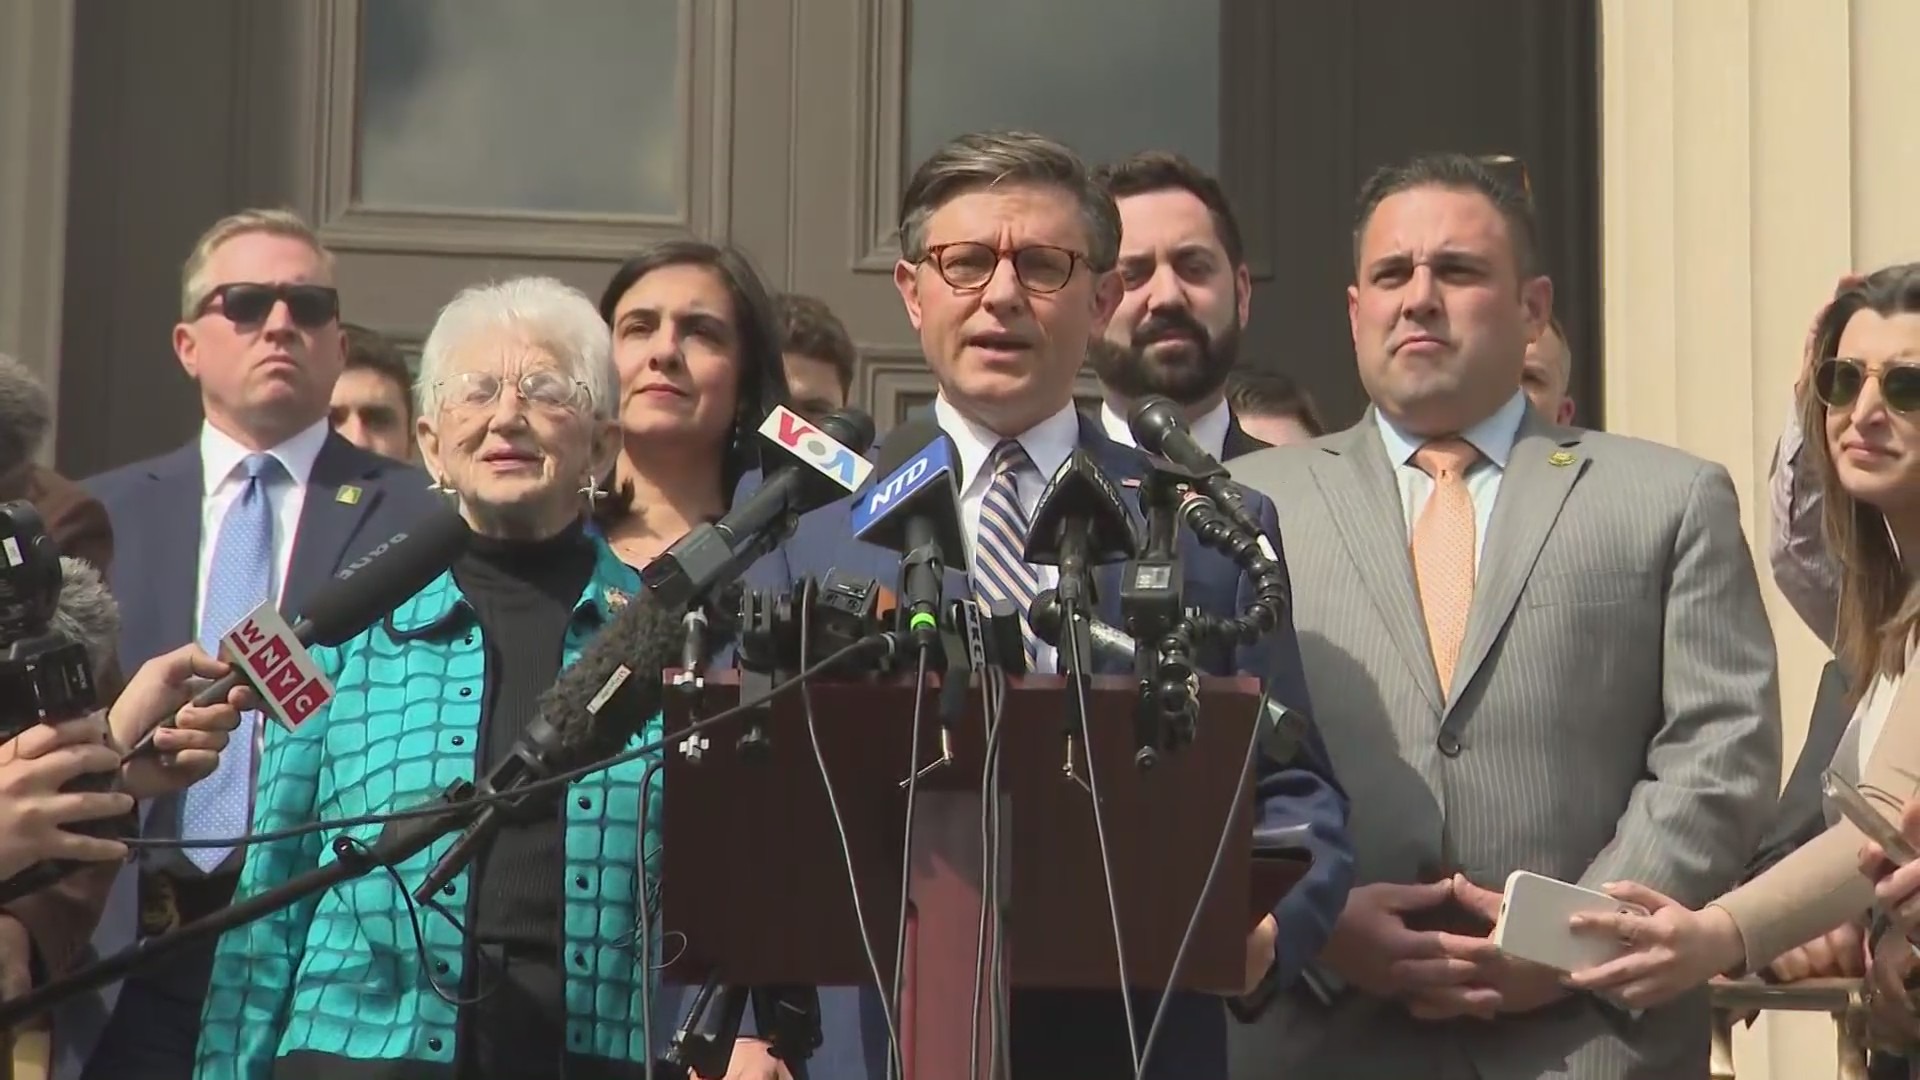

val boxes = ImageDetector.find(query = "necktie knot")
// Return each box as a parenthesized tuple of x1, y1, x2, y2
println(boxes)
(243, 452, 283, 484)
(1414, 438, 1479, 482)
(988, 439, 1032, 480)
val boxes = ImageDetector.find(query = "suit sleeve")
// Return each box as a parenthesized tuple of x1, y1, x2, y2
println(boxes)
(1768, 402, 1840, 647)
(195, 648, 339, 1080)
(1235, 495, 1353, 995)
(1576, 464, 1782, 905)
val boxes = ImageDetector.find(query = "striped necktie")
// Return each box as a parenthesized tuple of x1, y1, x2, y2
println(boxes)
(972, 439, 1042, 671)
(181, 452, 281, 872)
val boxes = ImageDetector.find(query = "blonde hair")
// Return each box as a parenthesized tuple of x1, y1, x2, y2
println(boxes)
(179, 209, 334, 320)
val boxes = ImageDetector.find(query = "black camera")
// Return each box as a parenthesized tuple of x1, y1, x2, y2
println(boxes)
(0, 501, 97, 739)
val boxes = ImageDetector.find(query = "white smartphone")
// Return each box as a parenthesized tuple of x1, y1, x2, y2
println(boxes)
(1491, 870, 1648, 974)
(1823, 770, 1920, 866)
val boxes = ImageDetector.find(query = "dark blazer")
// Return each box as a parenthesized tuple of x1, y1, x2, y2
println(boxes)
(1221, 412, 1271, 461)
(764, 410, 1353, 1080)
(1743, 660, 1853, 884)
(66, 430, 440, 1078)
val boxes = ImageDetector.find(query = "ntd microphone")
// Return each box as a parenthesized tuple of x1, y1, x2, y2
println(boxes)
(852, 416, 967, 646)
(761, 406, 873, 492)
(643, 407, 877, 608)
(218, 602, 335, 730)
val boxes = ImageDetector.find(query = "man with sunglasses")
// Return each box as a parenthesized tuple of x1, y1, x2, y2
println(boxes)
(71, 209, 440, 1080)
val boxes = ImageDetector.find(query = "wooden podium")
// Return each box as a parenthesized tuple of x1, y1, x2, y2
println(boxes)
(658, 670, 1309, 1080)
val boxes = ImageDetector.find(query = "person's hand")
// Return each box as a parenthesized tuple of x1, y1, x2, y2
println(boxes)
(1317, 880, 1463, 999)
(110, 645, 257, 800)
(1858, 798, 1920, 941)
(692, 1038, 793, 1080)
(1394, 875, 1566, 1020)
(1767, 921, 1867, 983)
(0, 718, 132, 880)
(1563, 882, 1746, 1008)
(1797, 273, 1869, 401)
(1867, 928, 1920, 1044)
(1245, 913, 1278, 995)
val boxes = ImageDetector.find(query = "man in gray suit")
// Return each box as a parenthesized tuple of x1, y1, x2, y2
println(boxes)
(1227, 153, 1780, 1079)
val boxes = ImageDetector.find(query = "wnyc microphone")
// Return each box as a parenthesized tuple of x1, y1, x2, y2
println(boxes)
(643, 406, 875, 609)
(127, 509, 475, 756)
(414, 575, 683, 902)
(848, 414, 967, 647)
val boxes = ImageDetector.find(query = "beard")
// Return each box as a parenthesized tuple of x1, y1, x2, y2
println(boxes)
(1091, 306, 1241, 406)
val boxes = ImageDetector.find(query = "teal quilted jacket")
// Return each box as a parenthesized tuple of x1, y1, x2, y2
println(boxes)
(195, 538, 663, 1079)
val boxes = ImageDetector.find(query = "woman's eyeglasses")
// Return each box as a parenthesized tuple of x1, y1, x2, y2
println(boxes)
(195, 283, 340, 329)
(920, 242, 1086, 294)
(1813, 357, 1920, 414)
(438, 370, 590, 414)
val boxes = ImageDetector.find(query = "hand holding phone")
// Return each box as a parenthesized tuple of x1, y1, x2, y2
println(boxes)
(1823, 769, 1919, 866)
(1492, 870, 1648, 974)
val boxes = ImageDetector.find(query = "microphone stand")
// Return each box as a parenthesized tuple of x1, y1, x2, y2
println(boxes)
(733, 589, 778, 760)
(0, 781, 479, 1029)
(660, 979, 820, 1080)
(1123, 469, 1189, 769)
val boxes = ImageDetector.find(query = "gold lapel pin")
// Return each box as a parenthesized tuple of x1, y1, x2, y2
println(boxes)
(604, 587, 630, 612)
(335, 485, 363, 505)
(1548, 450, 1576, 467)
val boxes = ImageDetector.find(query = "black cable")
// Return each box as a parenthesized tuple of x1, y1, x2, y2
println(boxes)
(1133, 683, 1268, 1077)
(967, 664, 1004, 1080)
(337, 836, 495, 1009)
(121, 637, 895, 854)
(1064, 610, 1141, 1073)
(795, 581, 903, 1076)
(888, 646, 930, 1080)
(634, 755, 665, 1080)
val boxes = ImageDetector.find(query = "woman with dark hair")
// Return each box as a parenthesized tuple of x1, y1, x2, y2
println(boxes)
(1552, 265, 1920, 1050)
(595, 240, 792, 569)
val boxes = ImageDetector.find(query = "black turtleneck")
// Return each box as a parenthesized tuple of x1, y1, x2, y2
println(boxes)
(449, 520, 596, 1077)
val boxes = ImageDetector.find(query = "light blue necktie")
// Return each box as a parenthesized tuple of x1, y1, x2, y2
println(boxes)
(181, 452, 281, 872)
(973, 440, 1042, 672)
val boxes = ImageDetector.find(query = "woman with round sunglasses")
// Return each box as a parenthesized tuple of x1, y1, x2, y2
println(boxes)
(1520, 266, 1920, 1032)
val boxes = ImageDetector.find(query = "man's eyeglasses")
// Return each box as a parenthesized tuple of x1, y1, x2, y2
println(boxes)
(195, 283, 340, 329)
(1814, 357, 1920, 414)
(437, 370, 591, 415)
(920, 242, 1086, 295)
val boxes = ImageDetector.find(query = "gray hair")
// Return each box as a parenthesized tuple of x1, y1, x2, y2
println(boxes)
(0, 353, 51, 474)
(416, 276, 617, 420)
(898, 130, 1122, 272)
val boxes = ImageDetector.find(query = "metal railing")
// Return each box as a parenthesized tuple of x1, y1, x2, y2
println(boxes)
(1710, 977, 1871, 1080)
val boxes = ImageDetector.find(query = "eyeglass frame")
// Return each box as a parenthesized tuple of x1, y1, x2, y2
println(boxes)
(192, 282, 341, 329)
(433, 369, 593, 415)
(1812, 356, 1920, 415)
(916, 241, 1092, 295)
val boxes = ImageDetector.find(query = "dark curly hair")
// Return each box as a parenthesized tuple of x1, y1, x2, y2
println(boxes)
(594, 240, 792, 524)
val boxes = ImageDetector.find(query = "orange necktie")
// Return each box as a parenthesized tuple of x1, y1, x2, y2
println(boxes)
(1411, 438, 1481, 695)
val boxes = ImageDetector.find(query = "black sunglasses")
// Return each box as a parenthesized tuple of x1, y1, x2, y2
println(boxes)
(196, 282, 340, 329)
(1814, 357, 1920, 415)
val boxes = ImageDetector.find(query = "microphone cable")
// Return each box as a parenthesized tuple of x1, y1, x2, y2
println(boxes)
(887, 643, 931, 1080)
(968, 655, 1009, 1080)
(1132, 682, 1267, 1078)
(795, 579, 904, 1078)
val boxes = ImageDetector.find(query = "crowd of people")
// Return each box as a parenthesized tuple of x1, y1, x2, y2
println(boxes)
(0, 123, 1913, 1080)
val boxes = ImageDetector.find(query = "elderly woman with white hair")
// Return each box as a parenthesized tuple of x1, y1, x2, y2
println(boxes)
(195, 277, 661, 1080)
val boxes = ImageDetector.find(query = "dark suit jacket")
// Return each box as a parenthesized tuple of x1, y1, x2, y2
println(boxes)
(763, 410, 1353, 1080)
(1221, 412, 1270, 460)
(1743, 660, 1853, 884)
(57, 431, 439, 1068)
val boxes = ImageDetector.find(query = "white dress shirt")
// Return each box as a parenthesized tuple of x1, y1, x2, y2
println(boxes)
(196, 418, 330, 635)
(1373, 390, 1529, 568)
(1098, 396, 1234, 460)
(935, 395, 1082, 675)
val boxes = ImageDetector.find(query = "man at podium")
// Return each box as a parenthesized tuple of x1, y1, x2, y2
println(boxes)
(771, 129, 1354, 1080)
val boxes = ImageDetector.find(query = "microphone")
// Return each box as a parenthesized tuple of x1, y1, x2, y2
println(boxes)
(1127, 396, 1272, 555)
(414, 581, 683, 902)
(644, 406, 876, 609)
(849, 414, 968, 647)
(128, 508, 476, 756)
(1021, 449, 1139, 676)
(1026, 590, 1136, 670)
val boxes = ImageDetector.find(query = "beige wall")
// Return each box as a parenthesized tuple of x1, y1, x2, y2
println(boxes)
(0, 0, 72, 463)
(1603, 0, 1920, 1076)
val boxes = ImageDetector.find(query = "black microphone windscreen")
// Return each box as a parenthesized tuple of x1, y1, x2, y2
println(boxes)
(1126, 396, 1186, 460)
(537, 586, 682, 767)
(300, 509, 475, 646)
(51, 557, 119, 680)
(870, 413, 949, 480)
(819, 409, 878, 459)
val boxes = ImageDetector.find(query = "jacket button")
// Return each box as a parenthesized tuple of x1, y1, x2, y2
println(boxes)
(459, 687, 473, 697)
(427, 1037, 443, 1052)
(450, 735, 465, 747)
(1437, 733, 1462, 757)
(434, 959, 449, 974)
(574, 874, 589, 890)
(577, 796, 592, 810)
(442, 883, 456, 897)
(572, 950, 588, 968)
